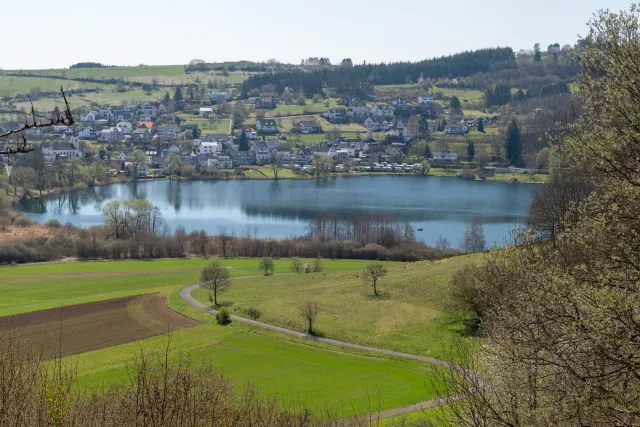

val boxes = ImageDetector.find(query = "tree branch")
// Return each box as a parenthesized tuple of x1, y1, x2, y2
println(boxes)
(0, 87, 74, 155)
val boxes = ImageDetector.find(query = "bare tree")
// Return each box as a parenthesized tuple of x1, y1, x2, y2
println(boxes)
(528, 169, 593, 240)
(299, 301, 319, 335)
(190, 229, 209, 258)
(214, 228, 234, 258)
(200, 262, 231, 306)
(268, 150, 283, 181)
(491, 141, 505, 164)
(0, 87, 74, 155)
(362, 263, 388, 297)
(460, 219, 486, 253)
(435, 235, 451, 251)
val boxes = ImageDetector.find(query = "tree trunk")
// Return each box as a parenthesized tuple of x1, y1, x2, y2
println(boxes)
(373, 280, 378, 296)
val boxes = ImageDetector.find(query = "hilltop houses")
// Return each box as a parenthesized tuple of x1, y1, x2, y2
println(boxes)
(256, 118, 278, 133)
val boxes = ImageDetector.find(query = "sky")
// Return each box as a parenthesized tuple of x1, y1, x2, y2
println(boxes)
(0, 0, 633, 70)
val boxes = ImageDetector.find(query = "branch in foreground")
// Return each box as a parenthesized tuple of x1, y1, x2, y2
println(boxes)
(0, 87, 74, 155)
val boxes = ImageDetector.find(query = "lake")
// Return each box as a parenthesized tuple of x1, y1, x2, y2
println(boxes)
(19, 176, 537, 248)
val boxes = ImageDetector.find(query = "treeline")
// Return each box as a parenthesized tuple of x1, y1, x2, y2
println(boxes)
(70, 62, 121, 69)
(241, 47, 516, 97)
(0, 207, 457, 265)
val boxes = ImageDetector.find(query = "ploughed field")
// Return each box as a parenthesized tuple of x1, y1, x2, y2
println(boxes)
(0, 294, 198, 358)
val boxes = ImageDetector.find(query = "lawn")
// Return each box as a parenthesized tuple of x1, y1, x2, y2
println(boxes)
(432, 87, 484, 104)
(191, 255, 480, 358)
(0, 75, 107, 97)
(73, 322, 440, 416)
(0, 258, 394, 316)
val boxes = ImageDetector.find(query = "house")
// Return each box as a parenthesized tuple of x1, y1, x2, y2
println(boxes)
(444, 124, 469, 135)
(198, 141, 222, 155)
(255, 96, 276, 109)
(252, 142, 270, 162)
(134, 164, 148, 178)
(390, 97, 407, 106)
(229, 150, 256, 166)
(78, 126, 96, 139)
(138, 104, 157, 118)
(116, 121, 133, 135)
(364, 117, 386, 131)
(418, 96, 434, 105)
(256, 118, 278, 133)
(199, 107, 213, 115)
(156, 125, 180, 141)
(42, 138, 84, 159)
(131, 128, 152, 144)
(107, 106, 133, 121)
(347, 106, 371, 120)
(208, 91, 231, 102)
(322, 108, 347, 122)
(243, 127, 257, 139)
(98, 128, 121, 143)
(137, 121, 154, 130)
(432, 152, 458, 162)
(207, 156, 233, 169)
(80, 111, 100, 122)
(294, 120, 320, 134)
(371, 105, 395, 118)
(384, 146, 405, 163)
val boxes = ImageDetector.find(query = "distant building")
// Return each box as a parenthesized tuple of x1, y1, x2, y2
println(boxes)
(256, 118, 278, 133)
(418, 96, 434, 105)
(42, 138, 84, 159)
(444, 124, 469, 135)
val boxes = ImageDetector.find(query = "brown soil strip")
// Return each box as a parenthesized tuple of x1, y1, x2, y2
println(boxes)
(0, 294, 199, 359)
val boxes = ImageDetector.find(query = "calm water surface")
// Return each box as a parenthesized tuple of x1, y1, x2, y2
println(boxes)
(19, 176, 537, 247)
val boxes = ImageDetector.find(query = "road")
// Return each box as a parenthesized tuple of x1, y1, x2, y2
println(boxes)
(179, 282, 451, 422)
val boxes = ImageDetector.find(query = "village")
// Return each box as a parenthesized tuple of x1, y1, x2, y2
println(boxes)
(1, 84, 536, 181)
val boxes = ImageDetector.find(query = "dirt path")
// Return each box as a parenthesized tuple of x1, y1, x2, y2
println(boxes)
(180, 283, 450, 421)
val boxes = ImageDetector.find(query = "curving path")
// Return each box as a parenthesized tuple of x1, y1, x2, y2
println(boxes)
(180, 282, 451, 421)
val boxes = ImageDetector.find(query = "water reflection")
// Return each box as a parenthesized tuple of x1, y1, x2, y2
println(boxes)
(19, 177, 537, 244)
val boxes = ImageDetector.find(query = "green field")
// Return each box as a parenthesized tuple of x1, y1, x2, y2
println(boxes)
(4, 66, 252, 86)
(73, 322, 440, 416)
(0, 258, 395, 316)
(0, 75, 107, 97)
(0, 256, 476, 417)
(190, 256, 478, 357)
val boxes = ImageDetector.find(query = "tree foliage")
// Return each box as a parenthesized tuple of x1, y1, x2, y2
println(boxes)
(435, 6, 640, 425)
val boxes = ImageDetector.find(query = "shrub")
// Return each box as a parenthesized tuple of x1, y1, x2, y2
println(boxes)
(242, 307, 262, 320)
(0, 217, 10, 231)
(216, 307, 231, 325)
(45, 219, 62, 228)
(13, 215, 33, 227)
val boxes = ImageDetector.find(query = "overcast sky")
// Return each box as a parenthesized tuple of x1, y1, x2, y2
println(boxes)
(1, 0, 633, 70)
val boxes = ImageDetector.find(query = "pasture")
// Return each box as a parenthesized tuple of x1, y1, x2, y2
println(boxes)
(190, 255, 478, 357)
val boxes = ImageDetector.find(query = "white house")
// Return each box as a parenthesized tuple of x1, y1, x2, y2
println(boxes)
(432, 151, 458, 162)
(252, 142, 270, 162)
(199, 141, 222, 155)
(347, 106, 371, 119)
(418, 96, 434, 105)
(42, 138, 84, 159)
(116, 121, 133, 135)
(80, 111, 100, 122)
(444, 124, 469, 135)
(371, 105, 395, 118)
(139, 104, 157, 118)
(199, 107, 213, 114)
(244, 127, 257, 140)
(256, 119, 278, 133)
(207, 156, 233, 169)
(208, 92, 231, 102)
(364, 117, 385, 131)
(322, 108, 347, 121)
(78, 126, 95, 139)
(294, 120, 320, 134)
(156, 125, 180, 140)
(390, 97, 407, 106)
